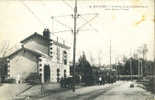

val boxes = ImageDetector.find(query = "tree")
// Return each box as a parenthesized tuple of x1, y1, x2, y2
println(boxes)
(0, 41, 10, 57)
(0, 41, 19, 57)
(137, 44, 148, 60)
(76, 52, 93, 85)
(137, 44, 148, 76)
(97, 50, 102, 67)
(0, 41, 19, 82)
(0, 58, 8, 82)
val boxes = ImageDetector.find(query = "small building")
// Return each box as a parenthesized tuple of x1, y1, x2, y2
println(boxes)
(0, 58, 8, 83)
(6, 29, 70, 83)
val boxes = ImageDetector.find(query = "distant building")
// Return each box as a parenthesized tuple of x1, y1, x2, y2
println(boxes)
(6, 29, 70, 83)
(0, 58, 8, 83)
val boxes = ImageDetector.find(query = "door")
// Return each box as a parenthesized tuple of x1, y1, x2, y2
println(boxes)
(44, 65, 50, 82)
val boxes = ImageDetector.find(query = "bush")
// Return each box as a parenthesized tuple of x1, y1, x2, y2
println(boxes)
(4, 78, 16, 83)
(25, 73, 40, 85)
(84, 74, 95, 86)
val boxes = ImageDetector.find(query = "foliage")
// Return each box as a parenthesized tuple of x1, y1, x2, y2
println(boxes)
(25, 72, 41, 85)
(117, 57, 153, 76)
(0, 58, 8, 83)
(76, 52, 94, 85)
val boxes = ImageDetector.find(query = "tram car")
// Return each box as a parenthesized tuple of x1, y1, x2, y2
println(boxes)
(99, 68, 117, 84)
(59, 68, 118, 88)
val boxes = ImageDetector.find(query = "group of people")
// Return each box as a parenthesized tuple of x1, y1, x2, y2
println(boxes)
(60, 77, 73, 89)
(59, 74, 116, 88)
(98, 76, 105, 85)
(97, 75, 116, 85)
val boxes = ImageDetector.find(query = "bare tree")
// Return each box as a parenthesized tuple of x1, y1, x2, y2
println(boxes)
(137, 44, 148, 77)
(97, 50, 102, 67)
(137, 44, 148, 60)
(0, 41, 20, 58)
(89, 52, 94, 66)
(0, 41, 10, 57)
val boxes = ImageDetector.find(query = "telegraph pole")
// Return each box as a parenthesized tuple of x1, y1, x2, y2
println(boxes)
(110, 40, 111, 69)
(49, 0, 97, 92)
(138, 59, 140, 80)
(130, 58, 133, 81)
(72, 0, 77, 92)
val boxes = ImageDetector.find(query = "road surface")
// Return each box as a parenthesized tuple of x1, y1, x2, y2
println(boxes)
(95, 81, 154, 100)
(1, 81, 154, 100)
(37, 81, 154, 100)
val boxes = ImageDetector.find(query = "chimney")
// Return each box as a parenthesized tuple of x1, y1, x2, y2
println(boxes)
(43, 28, 50, 39)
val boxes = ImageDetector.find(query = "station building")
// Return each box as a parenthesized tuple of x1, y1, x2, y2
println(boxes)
(7, 29, 70, 83)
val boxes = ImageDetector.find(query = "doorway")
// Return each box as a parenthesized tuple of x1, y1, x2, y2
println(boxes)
(44, 65, 50, 83)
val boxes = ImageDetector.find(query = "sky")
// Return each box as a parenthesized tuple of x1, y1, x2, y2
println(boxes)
(0, 0, 154, 65)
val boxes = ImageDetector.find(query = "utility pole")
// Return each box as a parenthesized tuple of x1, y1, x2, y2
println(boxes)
(141, 60, 143, 77)
(115, 57, 119, 80)
(138, 59, 140, 80)
(72, 0, 77, 92)
(153, 31, 155, 93)
(49, 0, 97, 92)
(110, 40, 111, 69)
(130, 58, 133, 81)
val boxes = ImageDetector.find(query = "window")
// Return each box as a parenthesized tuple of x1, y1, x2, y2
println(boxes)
(64, 70, 66, 73)
(39, 73, 42, 80)
(63, 51, 67, 65)
(57, 69, 60, 82)
(64, 70, 66, 78)
(57, 47, 60, 62)
(39, 59, 42, 61)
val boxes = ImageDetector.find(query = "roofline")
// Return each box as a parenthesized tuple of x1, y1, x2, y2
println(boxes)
(20, 32, 50, 43)
(8, 47, 42, 59)
(20, 32, 70, 49)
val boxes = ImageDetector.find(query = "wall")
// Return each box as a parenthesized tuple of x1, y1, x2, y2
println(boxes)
(24, 38, 48, 55)
(38, 42, 70, 83)
(50, 43, 70, 82)
(9, 50, 38, 82)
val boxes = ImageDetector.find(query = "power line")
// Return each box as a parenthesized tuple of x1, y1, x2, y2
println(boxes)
(77, 13, 98, 31)
(79, 13, 98, 16)
(20, 1, 46, 27)
(62, 0, 73, 11)
(39, 1, 73, 35)
(51, 15, 72, 18)
(79, 15, 98, 32)
(52, 30, 72, 34)
(53, 17, 73, 30)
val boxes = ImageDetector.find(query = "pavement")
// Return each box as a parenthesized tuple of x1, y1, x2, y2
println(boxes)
(0, 83, 31, 100)
(94, 81, 155, 100)
(0, 81, 154, 100)
(36, 81, 123, 100)
(38, 81, 154, 100)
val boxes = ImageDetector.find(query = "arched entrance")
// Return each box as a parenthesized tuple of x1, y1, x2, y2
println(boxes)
(44, 65, 50, 83)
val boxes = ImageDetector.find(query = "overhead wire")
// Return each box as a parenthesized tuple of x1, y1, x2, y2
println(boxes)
(20, 1, 46, 28)
(40, 0, 73, 34)
(77, 14, 98, 31)
(62, 0, 73, 11)
(52, 30, 72, 34)
(53, 17, 73, 30)
(79, 15, 98, 32)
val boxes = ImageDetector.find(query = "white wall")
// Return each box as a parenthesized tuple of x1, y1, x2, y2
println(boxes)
(24, 38, 48, 55)
(9, 50, 38, 82)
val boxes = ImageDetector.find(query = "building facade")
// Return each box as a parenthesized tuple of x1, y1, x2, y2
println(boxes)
(7, 29, 70, 83)
(0, 58, 8, 83)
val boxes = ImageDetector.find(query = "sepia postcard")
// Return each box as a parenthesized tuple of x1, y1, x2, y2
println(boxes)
(0, 0, 154, 100)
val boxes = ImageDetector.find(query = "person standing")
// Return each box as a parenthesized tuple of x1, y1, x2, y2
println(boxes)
(99, 76, 102, 85)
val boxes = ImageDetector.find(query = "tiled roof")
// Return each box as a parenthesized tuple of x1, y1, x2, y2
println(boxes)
(20, 32, 70, 49)
(8, 47, 42, 59)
